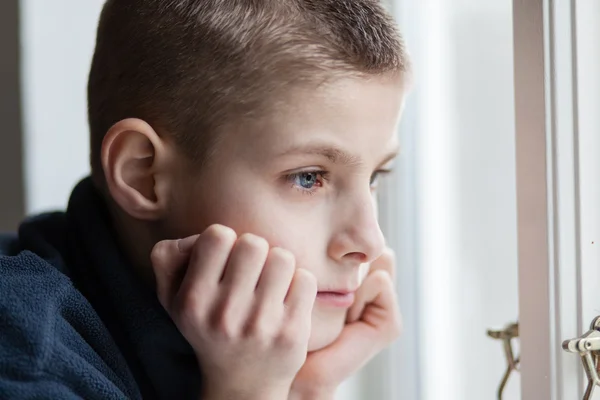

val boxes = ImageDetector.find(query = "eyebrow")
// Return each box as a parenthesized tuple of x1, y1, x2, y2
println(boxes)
(276, 142, 400, 167)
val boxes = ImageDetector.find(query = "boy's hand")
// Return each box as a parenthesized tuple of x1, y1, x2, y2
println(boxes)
(289, 248, 401, 400)
(150, 225, 317, 400)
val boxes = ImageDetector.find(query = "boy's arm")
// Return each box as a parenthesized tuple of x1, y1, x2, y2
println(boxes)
(0, 373, 98, 400)
(0, 252, 141, 400)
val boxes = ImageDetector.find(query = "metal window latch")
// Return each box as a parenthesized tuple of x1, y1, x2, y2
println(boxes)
(487, 321, 520, 400)
(562, 316, 600, 400)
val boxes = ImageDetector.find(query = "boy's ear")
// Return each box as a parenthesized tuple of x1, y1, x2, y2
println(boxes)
(101, 118, 173, 221)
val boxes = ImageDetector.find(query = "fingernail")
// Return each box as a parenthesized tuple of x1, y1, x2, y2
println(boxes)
(177, 235, 199, 253)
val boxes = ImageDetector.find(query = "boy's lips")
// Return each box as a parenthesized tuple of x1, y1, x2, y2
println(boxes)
(316, 290, 356, 308)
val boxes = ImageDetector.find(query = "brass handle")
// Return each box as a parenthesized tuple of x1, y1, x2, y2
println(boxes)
(562, 316, 600, 400)
(487, 321, 520, 400)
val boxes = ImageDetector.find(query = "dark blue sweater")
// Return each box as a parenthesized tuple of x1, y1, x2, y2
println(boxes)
(0, 178, 201, 399)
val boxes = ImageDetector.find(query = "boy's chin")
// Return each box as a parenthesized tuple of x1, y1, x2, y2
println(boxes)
(307, 316, 346, 352)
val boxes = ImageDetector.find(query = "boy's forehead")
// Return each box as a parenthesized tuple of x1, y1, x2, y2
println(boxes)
(217, 76, 405, 164)
(262, 78, 404, 144)
(282, 75, 406, 111)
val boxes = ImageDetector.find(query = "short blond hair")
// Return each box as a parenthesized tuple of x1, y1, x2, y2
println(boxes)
(88, 0, 410, 181)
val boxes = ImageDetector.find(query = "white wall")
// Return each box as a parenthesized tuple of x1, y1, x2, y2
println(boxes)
(20, 0, 105, 213)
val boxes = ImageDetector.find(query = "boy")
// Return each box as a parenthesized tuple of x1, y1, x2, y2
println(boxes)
(0, 0, 410, 399)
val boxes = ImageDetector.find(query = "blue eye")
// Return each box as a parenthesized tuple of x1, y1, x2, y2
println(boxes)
(294, 172, 320, 189)
(286, 171, 328, 193)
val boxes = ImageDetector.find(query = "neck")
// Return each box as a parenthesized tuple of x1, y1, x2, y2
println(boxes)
(108, 204, 159, 289)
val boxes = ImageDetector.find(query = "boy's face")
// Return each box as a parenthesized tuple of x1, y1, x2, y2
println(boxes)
(170, 76, 406, 351)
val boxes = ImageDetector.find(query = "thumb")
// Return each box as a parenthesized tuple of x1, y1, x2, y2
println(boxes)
(370, 247, 396, 280)
(347, 247, 396, 323)
(314, 273, 400, 379)
(150, 235, 199, 311)
(346, 269, 399, 328)
(304, 315, 387, 382)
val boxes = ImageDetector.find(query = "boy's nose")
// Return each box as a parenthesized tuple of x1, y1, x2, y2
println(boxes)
(327, 195, 386, 264)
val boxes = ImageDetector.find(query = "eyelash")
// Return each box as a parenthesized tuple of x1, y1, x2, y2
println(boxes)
(286, 169, 394, 195)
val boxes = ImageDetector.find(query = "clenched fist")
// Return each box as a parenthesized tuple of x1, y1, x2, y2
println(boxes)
(151, 225, 317, 400)
(289, 247, 402, 399)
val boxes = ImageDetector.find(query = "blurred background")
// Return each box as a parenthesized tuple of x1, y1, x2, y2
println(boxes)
(0, 0, 521, 399)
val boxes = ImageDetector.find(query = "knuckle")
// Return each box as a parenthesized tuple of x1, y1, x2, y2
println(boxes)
(150, 240, 174, 267)
(373, 269, 393, 285)
(383, 249, 396, 268)
(246, 317, 277, 342)
(373, 247, 396, 275)
(278, 324, 307, 350)
(203, 224, 237, 248)
(213, 312, 237, 340)
(269, 247, 295, 266)
(382, 246, 396, 260)
(268, 248, 296, 276)
(237, 233, 270, 255)
(295, 268, 317, 291)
